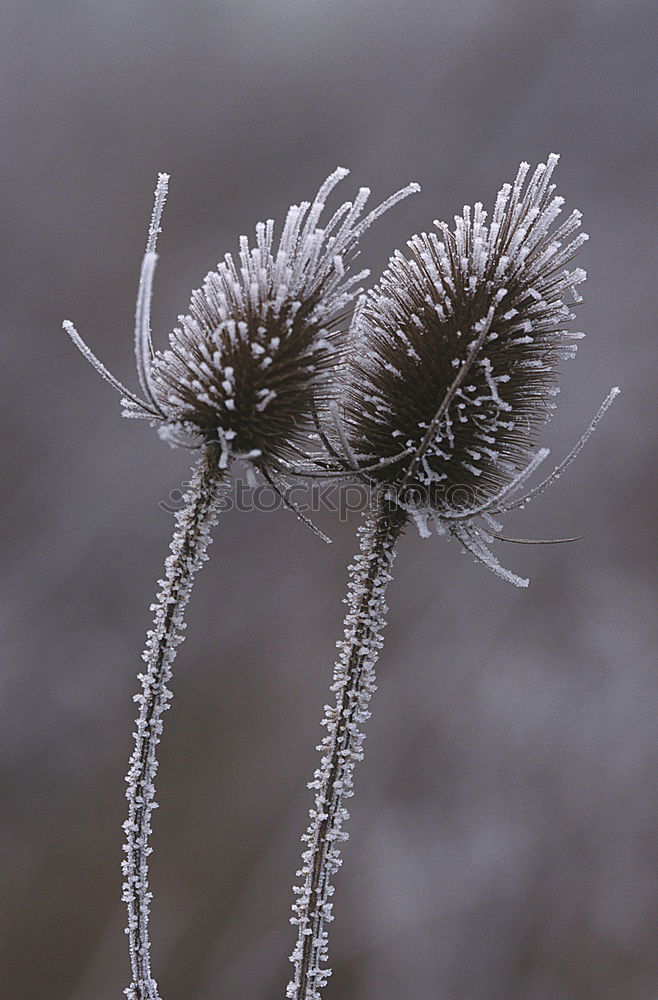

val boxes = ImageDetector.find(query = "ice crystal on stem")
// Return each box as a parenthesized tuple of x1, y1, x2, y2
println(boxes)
(122, 442, 224, 1000)
(287, 505, 404, 1000)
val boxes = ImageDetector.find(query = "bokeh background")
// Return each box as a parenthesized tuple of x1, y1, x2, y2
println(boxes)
(2, 2, 656, 998)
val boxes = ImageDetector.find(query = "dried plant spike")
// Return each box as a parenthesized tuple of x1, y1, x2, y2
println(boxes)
(146, 171, 420, 466)
(64, 169, 419, 474)
(337, 155, 617, 583)
(287, 159, 618, 1000)
(346, 155, 587, 503)
(62, 168, 419, 1000)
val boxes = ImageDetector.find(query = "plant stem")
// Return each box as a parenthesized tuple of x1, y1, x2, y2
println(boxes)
(122, 441, 224, 1000)
(287, 502, 404, 1000)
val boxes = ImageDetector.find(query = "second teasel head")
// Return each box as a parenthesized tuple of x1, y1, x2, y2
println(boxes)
(343, 155, 588, 519)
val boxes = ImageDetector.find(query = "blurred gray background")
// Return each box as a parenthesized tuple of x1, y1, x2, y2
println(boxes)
(2, 1, 656, 998)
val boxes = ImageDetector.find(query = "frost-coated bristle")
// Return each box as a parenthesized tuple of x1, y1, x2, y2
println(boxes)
(345, 155, 587, 512)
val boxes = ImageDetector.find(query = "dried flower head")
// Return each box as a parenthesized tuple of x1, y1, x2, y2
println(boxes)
(330, 155, 618, 585)
(64, 169, 419, 472)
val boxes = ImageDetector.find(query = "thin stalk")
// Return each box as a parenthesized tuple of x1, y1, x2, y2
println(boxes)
(122, 441, 225, 1000)
(287, 501, 404, 1000)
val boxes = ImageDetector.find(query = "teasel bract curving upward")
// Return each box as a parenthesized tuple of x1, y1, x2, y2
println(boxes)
(63, 168, 418, 1000)
(286, 156, 618, 1000)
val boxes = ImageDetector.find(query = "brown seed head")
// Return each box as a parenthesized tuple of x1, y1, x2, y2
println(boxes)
(144, 170, 419, 466)
(344, 156, 588, 516)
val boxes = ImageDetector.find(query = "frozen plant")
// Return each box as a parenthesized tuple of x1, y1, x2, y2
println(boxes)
(285, 156, 618, 999)
(63, 168, 418, 1000)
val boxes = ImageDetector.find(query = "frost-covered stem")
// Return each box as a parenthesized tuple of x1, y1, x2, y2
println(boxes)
(287, 503, 404, 1000)
(122, 441, 225, 1000)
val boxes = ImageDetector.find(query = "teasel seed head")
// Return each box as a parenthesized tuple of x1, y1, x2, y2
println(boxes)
(64, 169, 419, 473)
(345, 155, 585, 499)
(333, 156, 618, 584)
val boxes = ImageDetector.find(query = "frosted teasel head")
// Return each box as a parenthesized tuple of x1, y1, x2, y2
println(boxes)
(324, 156, 618, 585)
(63, 169, 419, 476)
